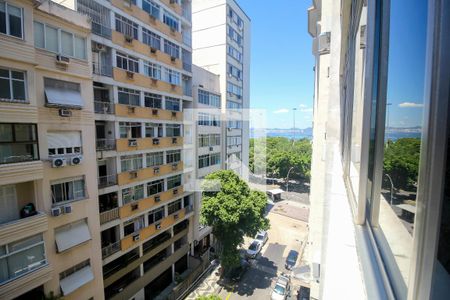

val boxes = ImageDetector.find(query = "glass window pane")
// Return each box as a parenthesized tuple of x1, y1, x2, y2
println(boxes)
(45, 26, 58, 52)
(34, 22, 45, 48)
(74, 36, 86, 59)
(0, 2, 6, 34)
(0, 124, 13, 142)
(12, 80, 25, 100)
(61, 31, 73, 56)
(8, 5, 22, 38)
(15, 124, 35, 141)
(0, 78, 10, 100)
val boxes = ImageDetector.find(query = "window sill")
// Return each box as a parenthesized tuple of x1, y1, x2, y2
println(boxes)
(52, 197, 88, 208)
(0, 99, 29, 104)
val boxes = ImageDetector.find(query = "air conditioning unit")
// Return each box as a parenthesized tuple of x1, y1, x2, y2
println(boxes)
(209, 146, 214, 151)
(126, 71, 134, 79)
(171, 111, 177, 118)
(173, 213, 179, 220)
(171, 56, 176, 62)
(227, 128, 232, 131)
(150, 47, 157, 54)
(70, 155, 83, 165)
(153, 167, 160, 174)
(124, 35, 133, 43)
(63, 204, 72, 214)
(56, 55, 70, 66)
(131, 203, 139, 211)
(152, 109, 158, 115)
(173, 188, 178, 195)
(128, 139, 138, 147)
(52, 157, 67, 168)
(172, 163, 178, 170)
(129, 171, 138, 179)
(155, 223, 161, 230)
(154, 195, 161, 202)
(133, 233, 140, 241)
(318, 31, 331, 55)
(51, 207, 62, 217)
(59, 108, 72, 117)
(172, 137, 178, 144)
(128, 106, 135, 113)
(152, 138, 160, 145)
(95, 43, 105, 51)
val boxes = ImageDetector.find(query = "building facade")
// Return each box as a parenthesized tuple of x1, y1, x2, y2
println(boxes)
(0, 0, 103, 299)
(192, 0, 250, 179)
(307, 0, 450, 299)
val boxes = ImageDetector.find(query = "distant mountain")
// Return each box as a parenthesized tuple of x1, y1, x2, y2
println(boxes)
(250, 127, 313, 139)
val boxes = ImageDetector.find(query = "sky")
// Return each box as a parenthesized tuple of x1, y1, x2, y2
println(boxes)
(237, 0, 315, 129)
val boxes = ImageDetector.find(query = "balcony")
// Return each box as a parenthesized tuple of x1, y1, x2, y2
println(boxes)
(92, 22, 112, 39)
(102, 241, 121, 259)
(103, 248, 140, 279)
(93, 62, 113, 77)
(96, 139, 116, 151)
(98, 174, 117, 189)
(94, 101, 115, 114)
(96, 121, 116, 151)
(102, 225, 120, 259)
(100, 208, 119, 225)
(104, 267, 141, 300)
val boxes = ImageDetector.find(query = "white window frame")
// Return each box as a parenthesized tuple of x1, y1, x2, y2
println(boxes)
(0, 68, 26, 102)
(0, 1, 23, 39)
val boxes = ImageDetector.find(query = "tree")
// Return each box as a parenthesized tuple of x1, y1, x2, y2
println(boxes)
(196, 295, 221, 300)
(201, 170, 269, 272)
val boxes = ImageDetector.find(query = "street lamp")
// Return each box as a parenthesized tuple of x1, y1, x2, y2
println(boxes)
(292, 108, 297, 142)
(286, 166, 295, 192)
(384, 173, 395, 205)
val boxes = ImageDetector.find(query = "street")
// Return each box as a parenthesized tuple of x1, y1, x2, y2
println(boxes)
(186, 198, 309, 300)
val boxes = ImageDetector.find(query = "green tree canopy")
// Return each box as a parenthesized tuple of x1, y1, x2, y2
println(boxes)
(196, 295, 221, 300)
(201, 170, 269, 272)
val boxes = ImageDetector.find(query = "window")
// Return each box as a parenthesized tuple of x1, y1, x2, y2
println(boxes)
(119, 122, 141, 139)
(166, 124, 181, 137)
(227, 136, 242, 146)
(165, 97, 180, 111)
(47, 131, 82, 156)
(143, 61, 161, 80)
(0, 2, 23, 38)
(0, 234, 46, 284)
(33, 22, 86, 59)
(198, 90, 220, 107)
(227, 25, 242, 46)
(0, 68, 26, 102)
(166, 150, 181, 164)
(146, 151, 163, 167)
(227, 100, 242, 110)
(198, 153, 220, 169)
(163, 10, 179, 31)
(142, 0, 159, 19)
(227, 45, 242, 62)
(144, 92, 162, 109)
(44, 78, 83, 108)
(198, 113, 220, 127)
(122, 184, 144, 204)
(164, 40, 179, 58)
(227, 82, 243, 97)
(0, 123, 38, 164)
(51, 177, 85, 203)
(147, 179, 164, 196)
(59, 259, 90, 280)
(124, 215, 144, 236)
(118, 87, 140, 106)
(115, 14, 138, 39)
(148, 206, 164, 225)
(116, 52, 139, 73)
(168, 199, 182, 215)
(167, 175, 181, 190)
(77, 0, 111, 38)
(145, 123, 163, 138)
(142, 28, 160, 50)
(228, 63, 242, 81)
(199, 134, 220, 147)
(121, 154, 143, 172)
(165, 68, 180, 85)
(227, 120, 242, 129)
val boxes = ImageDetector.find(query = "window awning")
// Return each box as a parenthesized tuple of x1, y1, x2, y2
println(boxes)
(60, 265, 94, 295)
(55, 219, 91, 252)
(45, 86, 84, 109)
(47, 131, 82, 149)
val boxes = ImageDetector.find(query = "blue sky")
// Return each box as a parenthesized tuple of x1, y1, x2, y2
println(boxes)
(238, 0, 314, 129)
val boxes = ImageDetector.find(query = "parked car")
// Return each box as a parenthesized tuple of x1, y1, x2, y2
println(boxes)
(271, 274, 291, 300)
(254, 230, 269, 245)
(225, 258, 250, 282)
(285, 250, 299, 270)
(246, 240, 262, 258)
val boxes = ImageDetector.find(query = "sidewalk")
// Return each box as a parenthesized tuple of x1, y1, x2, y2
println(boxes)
(185, 265, 222, 300)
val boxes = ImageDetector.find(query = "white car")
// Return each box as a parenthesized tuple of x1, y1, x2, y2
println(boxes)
(271, 274, 291, 300)
(255, 230, 269, 245)
(246, 240, 262, 258)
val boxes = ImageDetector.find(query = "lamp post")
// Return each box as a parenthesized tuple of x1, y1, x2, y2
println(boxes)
(286, 166, 295, 192)
(384, 173, 395, 205)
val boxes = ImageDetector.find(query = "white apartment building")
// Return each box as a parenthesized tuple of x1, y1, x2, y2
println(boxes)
(192, 0, 250, 179)
(307, 0, 450, 299)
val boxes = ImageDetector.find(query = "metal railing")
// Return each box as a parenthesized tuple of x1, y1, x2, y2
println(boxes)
(92, 62, 113, 77)
(98, 174, 117, 189)
(100, 207, 119, 225)
(94, 101, 115, 114)
(96, 138, 116, 151)
(102, 241, 121, 259)
(92, 22, 112, 39)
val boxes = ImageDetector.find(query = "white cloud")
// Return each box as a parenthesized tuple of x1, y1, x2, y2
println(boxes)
(299, 104, 308, 108)
(273, 108, 289, 114)
(398, 102, 423, 108)
(300, 108, 313, 113)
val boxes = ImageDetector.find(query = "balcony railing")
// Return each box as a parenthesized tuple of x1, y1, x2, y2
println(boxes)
(102, 241, 121, 259)
(92, 22, 112, 39)
(183, 83, 192, 97)
(94, 101, 115, 114)
(98, 174, 118, 189)
(100, 207, 119, 225)
(93, 62, 113, 77)
(96, 139, 116, 151)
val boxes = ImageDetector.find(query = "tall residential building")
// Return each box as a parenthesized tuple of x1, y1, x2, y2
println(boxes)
(190, 64, 222, 255)
(192, 0, 250, 179)
(0, 0, 103, 299)
(57, 0, 195, 299)
(307, 0, 450, 299)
